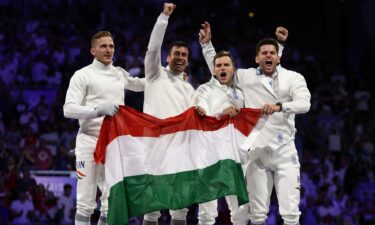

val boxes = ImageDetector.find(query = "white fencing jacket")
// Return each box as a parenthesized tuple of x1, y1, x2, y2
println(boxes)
(193, 76, 244, 117)
(202, 42, 311, 150)
(63, 59, 144, 152)
(144, 13, 195, 119)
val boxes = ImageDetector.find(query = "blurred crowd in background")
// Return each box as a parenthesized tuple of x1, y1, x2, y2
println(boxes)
(0, 0, 374, 224)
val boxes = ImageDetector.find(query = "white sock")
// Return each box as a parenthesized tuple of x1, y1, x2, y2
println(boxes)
(97, 215, 107, 225)
(75, 213, 90, 225)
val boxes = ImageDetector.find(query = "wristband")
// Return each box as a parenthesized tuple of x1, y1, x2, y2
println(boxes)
(276, 102, 282, 112)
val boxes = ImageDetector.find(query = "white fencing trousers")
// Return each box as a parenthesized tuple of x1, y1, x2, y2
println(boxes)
(198, 196, 249, 225)
(198, 200, 217, 225)
(144, 208, 188, 222)
(75, 151, 108, 217)
(246, 142, 301, 225)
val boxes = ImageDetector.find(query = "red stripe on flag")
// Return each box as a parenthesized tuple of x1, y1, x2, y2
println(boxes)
(94, 106, 260, 164)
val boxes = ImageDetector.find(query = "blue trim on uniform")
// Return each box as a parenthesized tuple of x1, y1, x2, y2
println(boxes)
(256, 68, 262, 75)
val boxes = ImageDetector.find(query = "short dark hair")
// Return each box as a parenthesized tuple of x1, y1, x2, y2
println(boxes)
(167, 41, 189, 55)
(255, 38, 279, 55)
(91, 31, 113, 47)
(213, 50, 236, 68)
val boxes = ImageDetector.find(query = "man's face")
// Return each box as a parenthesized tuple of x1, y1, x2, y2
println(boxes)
(167, 46, 189, 74)
(214, 56, 235, 85)
(255, 44, 280, 76)
(90, 36, 114, 65)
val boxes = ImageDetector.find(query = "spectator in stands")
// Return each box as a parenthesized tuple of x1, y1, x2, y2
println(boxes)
(16, 168, 37, 194)
(10, 190, 35, 224)
(58, 183, 75, 225)
(0, 181, 11, 224)
(53, 145, 74, 170)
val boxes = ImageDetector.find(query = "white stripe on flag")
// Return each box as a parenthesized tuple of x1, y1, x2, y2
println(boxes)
(105, 124, 247, 188)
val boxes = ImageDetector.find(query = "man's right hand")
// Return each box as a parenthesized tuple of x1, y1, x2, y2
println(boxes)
(163, 3, 176, 16)
(221, 106, 240, 118)
(196, 106, 207, 116)
(275, 26, 288, 43)
(199, 21, 212, 44)
(96, 103, 119, 117)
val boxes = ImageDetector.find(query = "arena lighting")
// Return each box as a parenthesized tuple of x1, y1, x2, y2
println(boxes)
(248, 11, 255, 18)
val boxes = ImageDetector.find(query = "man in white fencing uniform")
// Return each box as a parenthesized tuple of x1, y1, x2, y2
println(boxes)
(142, 3, 195, 225)
(63, 31, 145, 225)
(193, 50, 247, 225)
(199, 23, 311, 225)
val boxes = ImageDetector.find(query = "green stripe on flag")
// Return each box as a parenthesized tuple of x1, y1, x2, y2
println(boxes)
(108, 159, 248, 225)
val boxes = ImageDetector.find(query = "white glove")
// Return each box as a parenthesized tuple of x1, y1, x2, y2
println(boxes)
(96, 103, 119, 117)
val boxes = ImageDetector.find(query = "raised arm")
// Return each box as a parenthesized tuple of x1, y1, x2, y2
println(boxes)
(275, 27, 311, 113)
(145, 3, 176, 81)
(199, 21, 216, 75)
(275, 26, 288, 57)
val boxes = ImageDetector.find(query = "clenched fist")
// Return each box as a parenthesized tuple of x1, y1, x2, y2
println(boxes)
(163, 3, 176, 16)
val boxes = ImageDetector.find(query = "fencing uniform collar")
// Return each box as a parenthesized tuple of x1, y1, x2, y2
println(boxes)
(256, 67, 279, 78)
(210, 76, 230, 90)
(166, 65, 185, 80)
(93, 58, 113, 69)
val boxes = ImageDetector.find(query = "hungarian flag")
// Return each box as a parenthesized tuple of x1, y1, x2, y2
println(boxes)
(94, 106, 261, 225)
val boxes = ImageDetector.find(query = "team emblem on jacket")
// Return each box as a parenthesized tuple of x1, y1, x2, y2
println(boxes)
(76, 169, 86, 179)
(276, 131, 283, 143)
(230, 87, 238, 100)
(75, 161, 86, 179)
